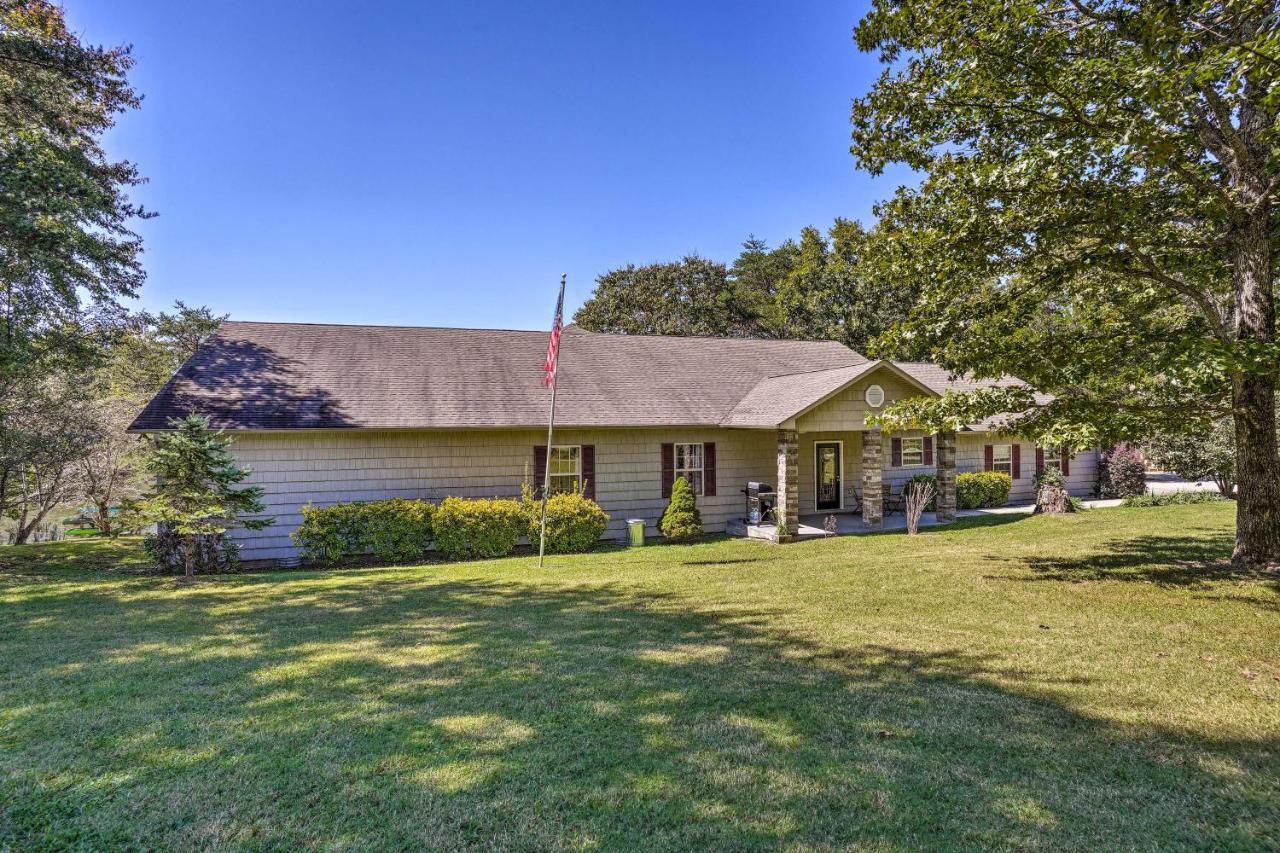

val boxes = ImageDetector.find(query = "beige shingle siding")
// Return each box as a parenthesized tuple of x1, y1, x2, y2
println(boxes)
(228, 427, 777, 563)
(229, 425, 1100, 563)
(794, 371, 918, 432)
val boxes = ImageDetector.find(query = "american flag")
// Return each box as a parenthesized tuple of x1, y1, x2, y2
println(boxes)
(542, 278, 565, 387)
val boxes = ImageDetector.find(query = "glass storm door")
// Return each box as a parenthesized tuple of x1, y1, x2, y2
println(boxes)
(815, 442, 842, 511)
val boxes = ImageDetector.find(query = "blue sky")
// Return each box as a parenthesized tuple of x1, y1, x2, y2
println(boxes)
(69, 0, 909, 330)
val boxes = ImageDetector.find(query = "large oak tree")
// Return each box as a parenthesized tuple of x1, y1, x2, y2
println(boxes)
(852, 0, 1279, 565)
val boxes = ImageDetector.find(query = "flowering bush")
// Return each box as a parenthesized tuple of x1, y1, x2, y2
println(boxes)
(1098, 442, 1147, 498)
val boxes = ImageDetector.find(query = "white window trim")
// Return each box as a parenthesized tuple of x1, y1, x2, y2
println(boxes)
(992, 443, 1013, 476)
(1042, 446, 1064, 473)
(674, 442, 705, 496)
(900, 436, 925, 467)
(548, 444, 582, 495)
(814, 440, 844, 510)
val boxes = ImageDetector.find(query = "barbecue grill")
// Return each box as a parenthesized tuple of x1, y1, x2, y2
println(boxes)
(743, 481, 777, 524)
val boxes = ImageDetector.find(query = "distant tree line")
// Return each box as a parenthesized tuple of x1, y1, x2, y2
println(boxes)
(573, 220, 916, 357)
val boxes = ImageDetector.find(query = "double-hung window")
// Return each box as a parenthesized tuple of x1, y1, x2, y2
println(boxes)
(548, 445, 581, 495)
(675, 443, 704, 495)
(900, 437, 925, 467)
(992, 444, 1013, 476)
(1042, 447, 1063, 474)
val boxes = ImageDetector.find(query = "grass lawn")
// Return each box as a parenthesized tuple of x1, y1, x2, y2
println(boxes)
(1, 504, 1277, 850)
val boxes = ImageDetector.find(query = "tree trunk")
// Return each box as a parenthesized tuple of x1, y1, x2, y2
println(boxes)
(14, 503, 55, 544)
(1229, 194, 1280, 567)
(94, 500, 114, 537)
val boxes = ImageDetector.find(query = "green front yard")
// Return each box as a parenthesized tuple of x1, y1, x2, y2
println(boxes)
(1, 504, 1277, 850)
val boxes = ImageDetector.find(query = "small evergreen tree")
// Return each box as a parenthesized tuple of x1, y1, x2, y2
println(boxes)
(129, 415, 272, 575)
(659, 476, 702, 541)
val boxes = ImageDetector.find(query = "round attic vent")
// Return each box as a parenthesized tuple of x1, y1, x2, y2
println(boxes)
(865, 384, 885, 408)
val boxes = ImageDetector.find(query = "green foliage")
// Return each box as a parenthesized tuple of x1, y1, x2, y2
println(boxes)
(849, 0, 1280, 560)
(127, 415, 271, 575)
(956, 471, 1012, 510)
(1098, 443, 1147, 499)
(1122, 491, 1227, 508)
(0, 1, 150, 376)
(292, 498, 434, 565)
(574, 226, 916, 354)
(572, 256, 764, 338)
(432, 497, 525, 561)
(1034, 468, 1066, 491)
(1146, 418, 1241, 499)
(659, 476, 703, 541)
(524, 491, 610, 554)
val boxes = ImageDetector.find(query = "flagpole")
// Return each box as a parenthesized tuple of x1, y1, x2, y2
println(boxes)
(538, 274, 566, 567)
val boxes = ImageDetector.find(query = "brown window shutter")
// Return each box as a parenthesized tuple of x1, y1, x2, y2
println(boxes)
(891, 437, 902, 467)
(923, 436, 934, 466)
(1061, 450, 1070, 476)
(984, 444, 994, 471)
(661, 443, 675, 498)
(534, 445, 547, 495)
(1035, 447, 1045, 475)
(1011, 444, 1021, 480)
(581, 445, 595, 499)
(703, 442, 716, 496)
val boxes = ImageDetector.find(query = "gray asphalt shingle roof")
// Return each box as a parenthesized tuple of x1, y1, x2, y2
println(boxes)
(128, 321, 1028, 433)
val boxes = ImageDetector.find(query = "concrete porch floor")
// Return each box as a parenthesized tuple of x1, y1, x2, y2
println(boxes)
(730, 498, 1126, 542)
(728, 510, 945, 541)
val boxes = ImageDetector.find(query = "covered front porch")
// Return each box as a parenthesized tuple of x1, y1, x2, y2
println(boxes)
(765, 427, 957, 542)
(721, 360, 957, 543)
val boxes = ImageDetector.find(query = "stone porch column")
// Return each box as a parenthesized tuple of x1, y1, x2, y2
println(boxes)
(936, 430, 957, 522)
(861, 428, 883, 529)
(776, 429, 799, 542)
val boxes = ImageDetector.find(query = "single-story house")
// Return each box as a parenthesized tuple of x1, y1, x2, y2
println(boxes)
(130, 321, 1099, 563)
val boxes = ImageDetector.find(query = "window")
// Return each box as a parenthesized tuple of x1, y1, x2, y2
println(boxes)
(1042, 447, 1063, 473)
(992, 444, 1013, 476)
(675, 442, 704, 495)
(900, 437, 925, 467)
(548, 445, 581, 495)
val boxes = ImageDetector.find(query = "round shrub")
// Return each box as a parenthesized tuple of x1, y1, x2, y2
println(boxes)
(956, 471, 1013, 509)
(292, 498, 434, 565)
(1098, 442, 1147, 498)
(659, 476, 703, 541)
(528, 492, 610, 554)
(363, 498, 434, 562)
(433, 497, 525, 560)
(293, 502, 367, 564)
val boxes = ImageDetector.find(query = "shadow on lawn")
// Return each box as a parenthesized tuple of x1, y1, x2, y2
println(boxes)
(997, 528, 1278, 590)
(2, 573, 1277, 849)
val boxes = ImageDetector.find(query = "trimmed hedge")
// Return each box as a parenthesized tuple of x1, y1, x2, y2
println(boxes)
(526, 492, 610, 554)
(292, 498, 434, 565)
(956, 471, 1013, 509)
(433, 497, 526, 560)
(1122, 491, 1226, 508)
